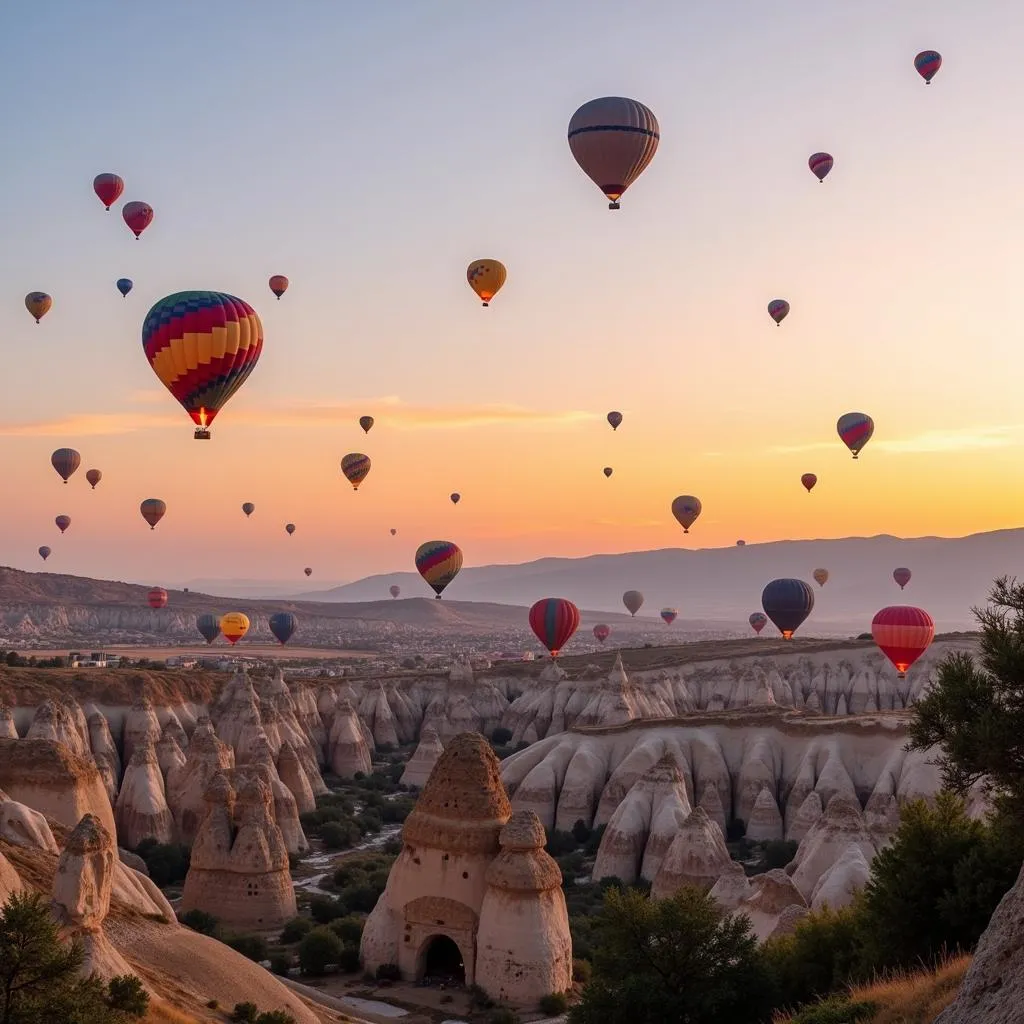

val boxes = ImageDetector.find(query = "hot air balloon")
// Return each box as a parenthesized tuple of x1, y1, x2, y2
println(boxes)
(813, 568, 829, 588)
(389, 585, 401, 599)
(304, 567, 312, 577)
(623, 590, 644, 616)
(809, 152, 834, 182)
(801, 473, 818, 493)
(915, 50, 942, 84)
(603, 467, 613, 478)
(142, 291, 263, 439)
(467, 260, 507, 307)
(242, 502, 255, 517)
(660, 608, 678, 625)
(93, 173, 124, 210)
(38, 546, 51, 561)
(86, 469, 101, 490)
(761, 578, 815, 639)
(26, 292, 52, 324)
(147, 587, 168, 610)
(737, 539, 747, 547)
(671, 495, 702, 534)
(607, 411, 623, 431)
(893, 567, 912, 590)
(837, 412, 874, 458)
(450, 493, 461, 505)
(122, 201, 153, 239)
(529, 598, 581, 657)
(55, 516, 70, 535)
(341, 453, 371, 491)
(285, 523, 295, 535)
(359, 415, 374, 434)
(116, 278, 133, 298)
(269, 612, 297, 645)
(390, 528, 397, 536)
(749, 612, 768, 634)
(196, 613, 220, 644)
(268, 275, 289, 299)
(768, 299, 790, 325)
(51, 449, 80, 484)
(568, 97, 659, 209)
(872, 606, 935, 677)
(593, 623, 610, 643)
(415, 540, 463, 598)
(220, 612, 250, 646)
(140, 498, 166, 530)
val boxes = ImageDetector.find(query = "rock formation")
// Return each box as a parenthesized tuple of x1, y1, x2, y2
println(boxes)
(735, 868, 807, 941)
(400, 725, 444, 788)
(745, 787, 784, 842)
(276, 740, 316, 813)
(788, 795, 877, 902)
(165, 720, 234, 843)
(114, 739, 175, 849)
(0, 705, 16, 739)
(651, 807, 734, 899)
(328, 699, 373, 778)
(810, 843, 873, 912)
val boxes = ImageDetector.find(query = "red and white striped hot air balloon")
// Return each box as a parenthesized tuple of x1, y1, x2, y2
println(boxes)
(871, 606, 934, 678)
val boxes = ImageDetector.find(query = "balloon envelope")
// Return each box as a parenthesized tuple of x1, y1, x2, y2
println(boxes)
(285, 523, 295, 535)
(736, 539, 746, 547)
(768, 299, 790, 325)
(142, 291, 263, 439)
(467, 260, 507, 306)
(122, 201, 153, 238)
(568, 97, 659, 209)
(893, 567, 912, 590)
(801, 473, 817, 492)
(529, 597, 581, 657)
(196, 613, 221, 644)
(242, 502, 255, 517)
(268, 275, 289, 299)
(623, 590, 644, 616)
(660, 607, 678, 625)
(147, 587, 168, 609)
(220, 612, 250, 645)
(872, 606, 935, 676)
(390, 528, 397, 536)
(761, 578, 815, 639)
(116, 278, 133, 298)
(915, 50, 942, 83)
(607, 411, 623, 430)
(55, 515, 70, 534)
(304, 567, 312, 577)
(593, 623, 610, 643)
(93, 173, 124, 210)
(341, 453, 371, 490)
(749, 612, 768, 634)
(269, 612, 297, 645)
(450, 493, 461, 505)
(603, 467, 613, 478)
(38, 546, 51, 561)
(837, 412, 874, 457)
(140, 498, 166, 530)
(359, 415, 374, 434)
(813, 568, 829, 587)
(86, 469, 101, 489)
(51, 449, 80, 483)
(671, 495, 702, 533)
(26, 292, 52, 323)
(389, 585, 401, 599)
(415, 540, 463, 598)
(809, 152, 834, 181)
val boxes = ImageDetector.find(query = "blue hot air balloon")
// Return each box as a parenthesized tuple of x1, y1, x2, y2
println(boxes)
(761, 578, 815, 639)
(196, 613, 221, 645)
(269, 612, 297, 645)
(116, 278, 133, 298)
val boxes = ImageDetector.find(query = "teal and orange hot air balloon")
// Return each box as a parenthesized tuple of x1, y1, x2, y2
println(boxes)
(837, 412, 874, 458)
(529, 598, 581, 657)
(415, 540, 463, 599)
(341, 453, 371, 490)
(51, 448, 80, 484)
(142, 291, 263, 439)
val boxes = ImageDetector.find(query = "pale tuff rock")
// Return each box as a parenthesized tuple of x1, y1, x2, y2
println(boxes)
(159, 711, 189, 753)
(111, 860, 175, 921)
(787, 791, 825, 844)
(86, 710, 121, 802)
(934, 860, 1024, 1024)
(896, 746, 943, 804)
(0, 849, 23, 901)
(118, 847, 149, 874)
(362, 734, 571, 1007)
(122, 692, 163, 766)
(165, 720, 235, 843)
(290, 682, 327, 764)
(235, 744, 309, 857)
(401, 725, 444, 788)
(811, 843, 873, 912)
(0, 705, 16, 739)
(328, 699, 373, 778)
(276, 740, 316, 813)
(735, 735, 783, 826)
(769, 903, 810, 939)
(27, 701, 88, 757)
(745, 787, 784, 842)
(709, 862, 751, 912)
(115, 739, 175, 848)
(698, 781, 728, 836)
(814, 749, 859, 809)
(736, 868, 807, 942)
(804, 690, 823, 713)
(651, 807, 734, 899)
(553, 745, 610, 833)
(789, 796, 877, 902)
(181, 772, 296, 930)
(0, 789, 58, 852)
(358, 683, 399, 748)
(155, 731, 186, 782)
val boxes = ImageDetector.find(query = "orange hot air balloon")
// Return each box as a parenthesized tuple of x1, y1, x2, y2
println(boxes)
(25, 292, 52, 323)
(268, 275, 289, 299)
(86, 469, 102, 489)
(122, 201, 153, 239)
(93, 173, 124, 210)
(220, 612, 250, 646)
(801, 473, 817, 493)
(671, 495, 702, 534)
(871, 606, 935, 678)
(140, 498, 166, 530)
(466, 260, 506, 307)
(147, 587, 168, 609)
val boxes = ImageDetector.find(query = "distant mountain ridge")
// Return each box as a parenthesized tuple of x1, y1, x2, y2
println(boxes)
(293, 529, 1024, 631)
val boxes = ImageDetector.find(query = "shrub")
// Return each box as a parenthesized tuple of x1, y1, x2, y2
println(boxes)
(786, 997, 877, 1023)
(298, 927, 345, 976)
(540, 992, 569, 1014)
(280, 916, 314, 944)
(572, 958, 592, 984)
(309, 895, 345, 924)
(488, 1009, 518, 1024)
(255, 1011, 296, 1024)
(321, 820, 361, 850)
(375, 963, 401, 981)
(224, 933, 269, 963)
(134, 838, 191, 887)
(491, 726, 513, 745)
(270, 953, 292, 976)
(546, 829, 578, 856)
(726, 819, 747, 842)
(178, 908, 219, 935)
(328, 915, 365, 945)
(106, 974, 150, 1017)
(571, 819, 591, 844)
(232, 1003, 258, 1023)
(338, 882, 382, 914)
(339, 945, 362, 973)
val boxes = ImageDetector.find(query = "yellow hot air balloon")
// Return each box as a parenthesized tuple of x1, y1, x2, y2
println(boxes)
(466, 260, 506, 307)
(25, 292, 52, 324)
(813, 568, 829, 588)
(220, 612, 250, 646)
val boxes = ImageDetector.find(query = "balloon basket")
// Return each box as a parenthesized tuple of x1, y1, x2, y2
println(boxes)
(194, 428, 211, 440)
(608, 201, 621, 210)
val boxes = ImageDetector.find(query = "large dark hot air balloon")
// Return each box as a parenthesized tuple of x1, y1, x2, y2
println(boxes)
(269, 275, 289, 299)
(837, 412, 874, 458)
(603, 467, 613, 478)
(116, 278, 133, 298)
(761, 578, 815, 639)
(341, 453, 371, 491)
(140, 498, 166, 530)
(568, 97, 659, 209)
(122, 201, 153, 239)
(893, 567, 912, 590)
(359, 416, 374, 434)
(450, 492, 461, 505)
(242, 502, 255, 517)
(593, 623, 610, 643)
(872, 606, 934, 677)
(660, 607, 678, 625)
(147, 587, 168, 609)
(623, 590, 644, 616)
(285, 523, 295, 535)
(269, 612, 297, 645)
(38, 546, 51, 562)
(196, 613, 221, 644)
(389, 585, 401, 599)
(142, 291, 263, 439)
(801, 473, 817, 493)
(93, 173, 124, 210)
(529, 598, 581, 657)
(914, 50, 942, 84)
(607, 411, 623, 431)
(86, 469, 101, 489)
(768, 299, 790, 325)
(51, 449, 81, 484)
(671, 495, 702, 533)
(415, 540, 463, 598)
(749, 612, 768, 634)
(809, 152, 834, 182)
(55, 515, 70, 534)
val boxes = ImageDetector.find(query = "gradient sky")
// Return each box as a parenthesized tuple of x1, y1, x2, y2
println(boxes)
(1, 0, 1023, 587)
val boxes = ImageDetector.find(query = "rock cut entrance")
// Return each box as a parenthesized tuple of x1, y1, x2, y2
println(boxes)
(420, 934, 465, 985)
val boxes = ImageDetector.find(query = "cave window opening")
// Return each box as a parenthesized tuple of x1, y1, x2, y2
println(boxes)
(421, 934, 465, 986)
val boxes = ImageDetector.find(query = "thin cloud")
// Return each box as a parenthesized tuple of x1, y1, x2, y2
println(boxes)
(769, 425, 1024, 457)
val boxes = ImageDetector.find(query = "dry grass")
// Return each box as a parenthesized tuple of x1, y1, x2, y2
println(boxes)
(145, 1004, 202, 1024)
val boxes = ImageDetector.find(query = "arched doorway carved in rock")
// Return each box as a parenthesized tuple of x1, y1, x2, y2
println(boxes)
(419, 933, 466, 985)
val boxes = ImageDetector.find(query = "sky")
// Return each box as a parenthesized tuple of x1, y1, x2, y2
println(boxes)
(1, 0, 1024, 587)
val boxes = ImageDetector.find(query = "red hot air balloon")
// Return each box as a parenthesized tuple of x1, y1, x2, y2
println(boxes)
(871, 606, 935, 677)
(93, 173, 124, 210)
(593, 623, 610, 643)
(86, 469, 101, 489)
(801, 473, 817, 493)
(914, 50, 942, 84)
(122, 201, 153, 239)
(893, 567, 912, 590)
(268, 275, 289, 299)
(529, 598, 581, 657)
(55, 515, 70, 534)
(809, 152, 834, 182)
(147, 587, 168, 609)
(749, 612, 768, 634)
(140, 498, 166, 530)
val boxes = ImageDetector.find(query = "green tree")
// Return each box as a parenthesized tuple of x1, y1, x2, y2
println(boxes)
(298, 927, 345, 976)
(567, 886, 776, 1024)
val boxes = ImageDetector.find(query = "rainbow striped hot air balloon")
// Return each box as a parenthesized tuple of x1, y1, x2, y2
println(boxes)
(749, 612, 768, 634)
(593, 623, 610, 643)
(415, 540, 463, 599)
(529, 598, 581, 658)
(660, 608, 678, 625)
(837, 412, 874, 458)
(914, 50, 942, 84)
(142, 291, 263, 440)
